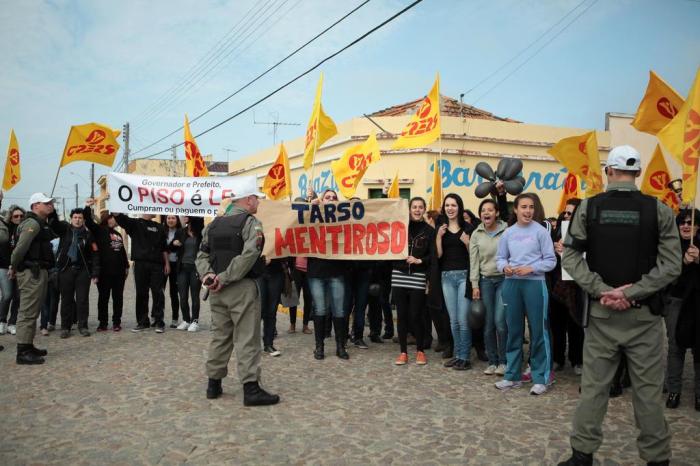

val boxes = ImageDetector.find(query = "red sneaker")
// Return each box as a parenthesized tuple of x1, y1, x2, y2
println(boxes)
(112, 325, 122, 332)
(416, 351, 427, 365)
(395, 353, 408, 365)
(96, 326, 108, 333)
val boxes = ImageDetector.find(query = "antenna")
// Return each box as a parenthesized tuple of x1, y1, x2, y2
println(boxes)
(253, 111, 300, 145)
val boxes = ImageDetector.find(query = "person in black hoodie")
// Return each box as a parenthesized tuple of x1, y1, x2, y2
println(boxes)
(113, 211, 169, 333)
(53, 208, 100, 338)
(665, 208, 700, 411)
(393, 197, 434, 366)
(84, 199, 129, 332)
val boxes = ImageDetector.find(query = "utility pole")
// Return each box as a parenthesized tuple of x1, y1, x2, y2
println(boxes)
(253, 112, 300, 146)
(171, 144, 177, 176)
(122, 122, 130, 173)
(90, 163, 95, 198)
(74, 184, 79, 208)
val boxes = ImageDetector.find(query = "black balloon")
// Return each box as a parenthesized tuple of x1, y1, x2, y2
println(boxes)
(475, 162, 496, 181)
(475, 181, 494, 198)
(469, 299, 486, 330)
(504, 179, 524, 195)
(495, 158, 510, 179)
(514, 175, 526, 186)
(502, 158, 523, 180)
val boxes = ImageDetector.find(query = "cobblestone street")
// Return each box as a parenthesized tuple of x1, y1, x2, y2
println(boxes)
(1, 280, 699, 465)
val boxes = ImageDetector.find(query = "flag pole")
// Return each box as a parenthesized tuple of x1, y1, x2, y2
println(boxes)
(50, 165, 61, 197)
(309, 111, 321, 196)
(692, 206, 696, 247)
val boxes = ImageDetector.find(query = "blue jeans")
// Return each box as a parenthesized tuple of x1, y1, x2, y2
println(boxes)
(480, 276, 506, 365)
(344, 270, 370, 339)
(441, 270, 471, 361)
(308, 276, 346, 318)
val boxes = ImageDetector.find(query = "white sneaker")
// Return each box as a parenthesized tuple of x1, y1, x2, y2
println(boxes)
(0, 322, 6, 334)
(495, 364, 506, 375)
(187, 320, 200, 332)
(530, 383, 548, 396)
(495, 379, 522, 390)
(483, 365, 497, 375)
(8, 324, 16, 335)
(573, 364, 583, 376)
(177, 321, 190, 330)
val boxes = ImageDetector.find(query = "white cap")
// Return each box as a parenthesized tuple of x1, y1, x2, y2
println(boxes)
(28, 192, 55, 208)
(606, 145, 641, 171)
(229, 188, 265, 202)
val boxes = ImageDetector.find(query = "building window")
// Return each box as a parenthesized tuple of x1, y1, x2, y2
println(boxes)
(368, 188, 411, 199)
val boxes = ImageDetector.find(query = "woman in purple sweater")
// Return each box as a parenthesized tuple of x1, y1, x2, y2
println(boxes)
(494, 193, 556, 395)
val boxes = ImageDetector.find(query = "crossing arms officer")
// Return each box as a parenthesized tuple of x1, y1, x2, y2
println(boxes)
(558, 146, 681, 466)
(196, 188, 279, 407)
(10, 193, 57, 365)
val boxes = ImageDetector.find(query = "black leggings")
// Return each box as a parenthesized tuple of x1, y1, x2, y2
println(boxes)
(166, 260, 179, 320)
(393, 286, 426, 353)
(290, 269, 312, 326)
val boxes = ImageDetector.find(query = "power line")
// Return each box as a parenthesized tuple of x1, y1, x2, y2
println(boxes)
(130, 0, 373, 158)
(132, 0, 286, 130)
(463, 0, 588, 97)
(134, 0, 424, 161)
(130, 0, 270, 126)
(472, 0, 599, 105)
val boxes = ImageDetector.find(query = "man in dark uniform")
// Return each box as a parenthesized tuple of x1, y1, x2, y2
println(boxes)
(112, 212, 169, 333)
(559, 145, 681, 466)
(196, 188, 279, 406)
(10, 193, 56, 365)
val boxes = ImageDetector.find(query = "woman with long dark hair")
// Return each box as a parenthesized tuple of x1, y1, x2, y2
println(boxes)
(495, 193, 556, 395)
(393, 197, 434, 366)
(162, 215, 182, 328)
(436, 193, 473, 370)
(470, 198, 508, 375)
(84, 200, 129, 332)
(0, 204, 24, 335)
(176, 216, 204, 332)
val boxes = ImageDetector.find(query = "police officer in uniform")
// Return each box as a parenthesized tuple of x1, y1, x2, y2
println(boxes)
(10, 193, 56, 365)
(558, 146, 681, 466)
(196, 188, 280, 406)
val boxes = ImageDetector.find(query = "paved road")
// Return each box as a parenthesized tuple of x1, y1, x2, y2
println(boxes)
(0, 280, 698, 465)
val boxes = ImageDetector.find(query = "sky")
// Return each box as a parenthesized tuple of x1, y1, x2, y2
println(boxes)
(1, 0, 699, 209)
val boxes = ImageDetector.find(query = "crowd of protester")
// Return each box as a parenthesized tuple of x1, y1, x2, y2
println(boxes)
(1, 184, 698, 408)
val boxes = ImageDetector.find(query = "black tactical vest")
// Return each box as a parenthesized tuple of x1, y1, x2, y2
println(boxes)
(22, 212, 56, 269)
(585, 190, 658, 288)
(207, 213, 264, 278)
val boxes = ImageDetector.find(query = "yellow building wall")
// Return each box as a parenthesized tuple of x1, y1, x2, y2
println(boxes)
(230, 115, 612, 216)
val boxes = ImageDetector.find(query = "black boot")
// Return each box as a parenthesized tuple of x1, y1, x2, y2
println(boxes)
(647, 461, 669, 466)
(666, 392, 680, 409)
(243, 381, 280, 406)
(16, 344, 45, 365)
(313, 316, 325, 360)
(557, 448, 593, 466)
(442, 343, 454, 359)
(28, 345, 48, 357)
(334, 317, 349, 360)
(206, 378, 222, 399)
(324, 314, 332, 339)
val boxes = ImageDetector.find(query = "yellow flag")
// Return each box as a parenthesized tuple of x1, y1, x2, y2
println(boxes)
(640, 145, 680, 212)
(184, 115, 209, 177)
(556, 172, 581, 214)
(547, 131, 603, 197)
(392, 74, 441, 149)
(3, 130, 21, 190)
(631, 71, 684, 135)
(60, 123, 121, 167)
(302, 73, 338, 170)
(429, 156, 442, 210)
(387, 171, 400, 198)
(262, 142, 292, 200)
(658, 68, 700, 203)
(331, 131, 381, 199)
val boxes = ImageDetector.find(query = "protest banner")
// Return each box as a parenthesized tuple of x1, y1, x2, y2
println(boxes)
(107, 172, 257, 217)
(257, 198, 409, 260)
